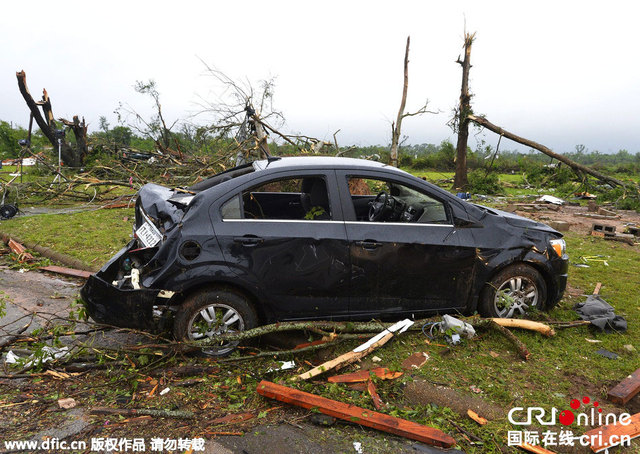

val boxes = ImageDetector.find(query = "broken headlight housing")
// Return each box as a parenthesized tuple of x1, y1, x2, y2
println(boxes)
(550, 238, 566, 258)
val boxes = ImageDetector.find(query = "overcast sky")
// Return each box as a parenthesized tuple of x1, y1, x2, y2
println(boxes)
(1, 1, 638, 154)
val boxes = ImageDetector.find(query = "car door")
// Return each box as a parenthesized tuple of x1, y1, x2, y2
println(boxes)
(336, 170, 475, 318)
(211, 170, 351, 321)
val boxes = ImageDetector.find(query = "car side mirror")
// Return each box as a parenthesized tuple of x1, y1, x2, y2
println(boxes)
(454, 217, 482, 228)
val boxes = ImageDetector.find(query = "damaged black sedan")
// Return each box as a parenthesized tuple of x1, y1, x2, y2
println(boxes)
(81, 157, 568, 355)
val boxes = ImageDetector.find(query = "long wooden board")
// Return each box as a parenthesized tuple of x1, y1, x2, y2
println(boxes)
(39, 265, 92, 279)
(608, 368, 640, 405)
(584, 412, 640, 452)
(257, 380, 456, 448)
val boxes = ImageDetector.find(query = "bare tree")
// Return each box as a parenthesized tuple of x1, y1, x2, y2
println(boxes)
(452, 31, 476, 189)
(116, 80, 180, 155)
(16, 71, 88, 168)
(390, 36, 435, 167)
(194, 63, 286, 161)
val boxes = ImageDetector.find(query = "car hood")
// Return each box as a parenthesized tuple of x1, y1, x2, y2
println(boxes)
(472, 204, 560, 235)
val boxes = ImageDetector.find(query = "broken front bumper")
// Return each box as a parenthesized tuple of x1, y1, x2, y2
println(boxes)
(81, 274, 159, 330)
(80, 240, 160, 330)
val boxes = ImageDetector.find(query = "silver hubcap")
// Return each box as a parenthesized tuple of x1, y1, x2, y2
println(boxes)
(187, 304, 244, 355)
(494, 276, 539, 318)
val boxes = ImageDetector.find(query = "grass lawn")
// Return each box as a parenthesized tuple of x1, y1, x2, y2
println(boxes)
(0, 207, 133, 268)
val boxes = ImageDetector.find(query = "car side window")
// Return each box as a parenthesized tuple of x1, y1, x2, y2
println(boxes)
(347, 177, 448, 224)
(221, 176, 332, 221)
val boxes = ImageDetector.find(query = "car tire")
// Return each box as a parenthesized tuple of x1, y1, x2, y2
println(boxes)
(479, 264, 547, 318)
(173, 288, 257, 356)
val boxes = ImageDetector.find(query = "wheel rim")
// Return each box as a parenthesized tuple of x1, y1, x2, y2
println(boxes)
(186, 303, 245, 355)
(493, 276, 539, 318)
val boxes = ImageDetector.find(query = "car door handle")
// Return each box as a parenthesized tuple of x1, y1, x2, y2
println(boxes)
(356, 240, 382, 250)
(233, 236, 264, 246)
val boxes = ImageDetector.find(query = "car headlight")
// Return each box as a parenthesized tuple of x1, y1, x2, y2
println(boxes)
(550, 238, 566, 257)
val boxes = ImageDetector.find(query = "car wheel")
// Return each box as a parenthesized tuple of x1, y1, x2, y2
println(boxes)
(173, 288, 257, 356)
(480, 264, 547, 318)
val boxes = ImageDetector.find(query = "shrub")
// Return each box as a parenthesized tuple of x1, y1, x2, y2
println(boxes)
(467, 170, 503, 195)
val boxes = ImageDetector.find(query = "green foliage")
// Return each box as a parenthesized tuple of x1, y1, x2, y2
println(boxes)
(467, 169, 503, 195)
(598, 187, 640, 211)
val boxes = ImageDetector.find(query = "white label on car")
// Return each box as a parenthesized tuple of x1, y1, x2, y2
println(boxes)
(136, 221, 162, 247)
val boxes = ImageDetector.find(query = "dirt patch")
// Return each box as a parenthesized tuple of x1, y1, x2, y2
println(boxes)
(503, 203, 640, 237)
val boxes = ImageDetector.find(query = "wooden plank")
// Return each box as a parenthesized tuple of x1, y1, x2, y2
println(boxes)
(608, 368, 640, 405)
(257, 380, 456, 448)
(328, 367, 403, 384)
(39, 265, 92, 279)
(584, 412, 640, 452)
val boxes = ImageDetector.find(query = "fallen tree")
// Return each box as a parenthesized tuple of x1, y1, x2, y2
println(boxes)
(468, 114, 627, 188)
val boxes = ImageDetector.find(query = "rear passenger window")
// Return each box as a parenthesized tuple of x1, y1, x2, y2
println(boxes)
(221, 176, 332, 220)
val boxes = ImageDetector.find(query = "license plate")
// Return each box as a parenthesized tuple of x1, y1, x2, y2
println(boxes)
(136, 221, 162, 247)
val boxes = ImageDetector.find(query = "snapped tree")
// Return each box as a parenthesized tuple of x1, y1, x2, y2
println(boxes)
(452, 32, 475, 189)
(16, 71, 88, 168)
(390, 36, 434, 167)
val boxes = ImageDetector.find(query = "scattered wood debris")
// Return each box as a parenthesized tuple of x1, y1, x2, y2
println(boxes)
(57, 397, 77, 409)
(401, 352, 430, 370)
(293, 319, 413, 381)
(257, 380, 456, 448)
(466, 409, 487, 425)
(7, 238, 34, 262)
(584, 412, 640, 452)
(608, 368, 640, 405)
(367, 380, 385, 410)
(327, 367, 403, 384)
(210, 412, 254, 425)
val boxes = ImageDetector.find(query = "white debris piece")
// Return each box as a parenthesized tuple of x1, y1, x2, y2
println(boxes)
(537, 195, 565, 205)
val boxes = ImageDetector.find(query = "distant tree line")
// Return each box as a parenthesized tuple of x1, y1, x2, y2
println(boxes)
(1, 118, 639, 175)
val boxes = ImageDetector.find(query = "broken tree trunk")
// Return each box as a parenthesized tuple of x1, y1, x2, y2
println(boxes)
(490, 318, 555, 337)
(257, 380, 456, 448)
(468, 114, 626, 188)
(16, 70, 87, 167)
(390, 36, 411, 168)
(453, 32, 476, 190)
(90, 407, 194, 419)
